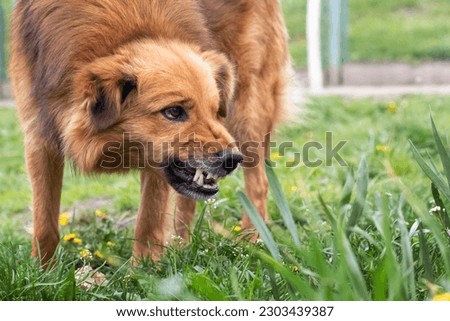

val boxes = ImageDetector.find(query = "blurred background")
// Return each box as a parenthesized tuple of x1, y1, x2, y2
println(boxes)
(283, 0, 450, 97)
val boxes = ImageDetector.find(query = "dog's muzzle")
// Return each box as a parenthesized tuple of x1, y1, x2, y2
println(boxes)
(164, 151, 244, 200)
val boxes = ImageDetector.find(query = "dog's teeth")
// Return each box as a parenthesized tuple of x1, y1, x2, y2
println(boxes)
(197, 174, 204, 186)
(212, 175, 219, 180)
(193, 168, 202, 182)
(206, 173, 213, 180)
(203, 184, 217, 189)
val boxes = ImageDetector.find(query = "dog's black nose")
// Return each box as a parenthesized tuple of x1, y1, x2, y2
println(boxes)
(218, 150, 244, 174)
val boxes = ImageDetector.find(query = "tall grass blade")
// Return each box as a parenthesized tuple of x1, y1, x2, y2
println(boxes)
(254, 251, 315, 299)
(340, 168, 354, 206)
(318, 194, 337, 227)
(373, 192, 405, 299)
(237, 191, 281, 261)
(229, 268, 242, 300)
(392, 174, 450, 273)
(338, 231, 370, 300)
(265, 264, 282, 300)
(431, 183, 450, 231)
(430, 115, 450, 188)
(191, 206, 208, 256)
(265, 162, 300, 246)
(410, 141, 450, 203)
(373, 257, 388, 301)
(397, 196, 416, 299)
(348, 155, 368, 229)
(62, 265, 76, 301)
(418, 226, 434, 282)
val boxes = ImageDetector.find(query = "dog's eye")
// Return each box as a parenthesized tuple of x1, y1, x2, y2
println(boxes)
(161, 106, 188, 122)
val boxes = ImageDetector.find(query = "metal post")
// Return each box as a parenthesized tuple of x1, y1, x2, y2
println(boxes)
(327, 0, 348, 86)
(306, 0, 324, 93)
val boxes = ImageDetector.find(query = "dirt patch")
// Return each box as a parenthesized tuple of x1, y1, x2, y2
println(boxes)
(67, 196, 113, 213)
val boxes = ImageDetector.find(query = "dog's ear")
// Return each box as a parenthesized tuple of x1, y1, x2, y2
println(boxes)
(89, 75, 137, 131)
(78, 56, 137, 132)
(202, 51, 236, 118)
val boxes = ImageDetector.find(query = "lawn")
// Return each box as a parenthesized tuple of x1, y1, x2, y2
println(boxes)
(282, 0, 450, 67)
(1, 95, 450, 300)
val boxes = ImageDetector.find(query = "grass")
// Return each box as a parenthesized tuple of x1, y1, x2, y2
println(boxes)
(282, 0, 450, 67)
(1, 95, 450, 300)
(1, 0, 450, 301)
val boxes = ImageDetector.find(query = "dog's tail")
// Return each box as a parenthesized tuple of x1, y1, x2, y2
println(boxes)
(278, 61, 307, 126)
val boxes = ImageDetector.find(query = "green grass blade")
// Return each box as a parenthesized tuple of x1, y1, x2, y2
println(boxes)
(348, 155, 369, 229)
(237, 191, 281, 261)
(397, 196, 416, 300)
(430, 115, 450, 189)
(418, 226, 434, 282)
(254, 251, 315, 299)
(191, 205, 208, 256)
(410, 140, 450, 202)
(431, 183, 450, 231)
(62, 265, 76, 301)
(372, 257, 388, 301)
(338, 231, 370, 300)
(229, 268, 243, 300)
(340, 168, 354, 206)
(190, 274, 226, 301)
(265, 162, 301, 246)
(388, 168, 450, 274)
(373, 192, 406, 299)
(318, 194, 337, 227)
(265, 264, 282, 300)
(350, 226, 383, 252)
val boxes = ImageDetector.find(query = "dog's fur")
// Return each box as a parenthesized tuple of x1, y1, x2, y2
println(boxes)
(9, 0, 290, 263)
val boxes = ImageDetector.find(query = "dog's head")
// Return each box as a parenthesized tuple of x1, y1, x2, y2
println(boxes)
(65, 40, 243, 199)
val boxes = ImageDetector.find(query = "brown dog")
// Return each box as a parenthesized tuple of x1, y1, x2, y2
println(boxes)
(9, 0, 290, 263)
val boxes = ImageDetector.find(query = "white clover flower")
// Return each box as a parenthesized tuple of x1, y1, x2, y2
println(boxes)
(170, 234, 184, 246)
(429, 206, 442, 214)
(204, 198, 217, 206)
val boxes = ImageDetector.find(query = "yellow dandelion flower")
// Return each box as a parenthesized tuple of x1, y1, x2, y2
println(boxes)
(289, 186, 298, 192)
(387, 102, 397, 114)
(80, 248, 92, 259)
(232, 225, 242, 233)
(271, 152, 282, 160)
(106, 241, 116, 247)
(59, 212, 70, 226)
(433, 293, 450, 301)
(94, 250, 105, 260)
(72, 238, 83, 245)
(289, 265, 300, 272)
(63, 233, 77, 242)
(376, 145, 390, 152)
(95, 209, 108, 220)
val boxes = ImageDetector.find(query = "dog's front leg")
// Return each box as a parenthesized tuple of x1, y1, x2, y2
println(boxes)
(174, 195, 196, 240)
(133, 171, 170, 261)
(26, 139, 64, 264)
(241, 145, 269, 229)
